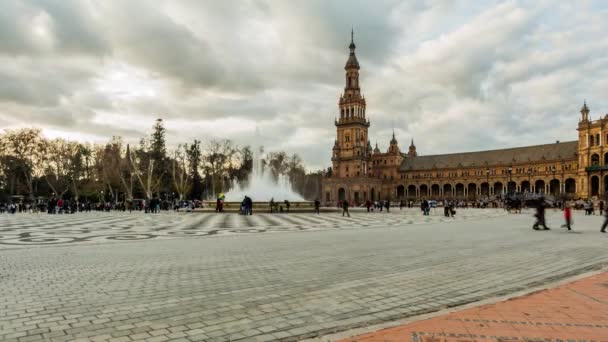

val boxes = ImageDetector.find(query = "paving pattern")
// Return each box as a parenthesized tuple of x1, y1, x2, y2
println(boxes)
(0, 209, 504, 248)
(1, 210, 607, 342)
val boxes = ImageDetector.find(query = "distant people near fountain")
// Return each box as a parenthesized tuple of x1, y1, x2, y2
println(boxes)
(225, 147, 304, 202)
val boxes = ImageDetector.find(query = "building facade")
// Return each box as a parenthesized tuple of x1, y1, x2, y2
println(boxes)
(323, 36, 607, 205)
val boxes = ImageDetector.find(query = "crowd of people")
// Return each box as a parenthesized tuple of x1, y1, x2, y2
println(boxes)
(3, 193, 608, 234)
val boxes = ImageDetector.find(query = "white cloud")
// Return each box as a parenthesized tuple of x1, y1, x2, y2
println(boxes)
(1, 1, 608, 170)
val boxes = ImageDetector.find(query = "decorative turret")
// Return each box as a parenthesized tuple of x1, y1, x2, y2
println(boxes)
(345, 29, 360, 70)
(373, 142, 380, 154)
(581, 100, 590, 122)
(388, 130, 400, 154)
(367, 140, 372, 156)
(408, 138, 417, 157)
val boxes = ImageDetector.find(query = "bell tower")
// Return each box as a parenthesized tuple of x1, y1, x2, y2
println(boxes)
(332, 30, 371, 178)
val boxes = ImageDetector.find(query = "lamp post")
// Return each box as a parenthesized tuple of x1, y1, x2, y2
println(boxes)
(527, 168, 532, 192)
(486, 168, 490, 197)
(507, 167, 513, 194)
(561, 161, 565, 195)
(551, 165, 557, 195)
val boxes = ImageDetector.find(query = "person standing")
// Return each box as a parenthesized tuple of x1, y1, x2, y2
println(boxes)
(314, 199, 320, 214)
(284, 200, 290, 213)
(385, 200, 390, 213)
(562, 203, 572, 230)
(342, 200, 350, 217)
(269, 198, 274, 213)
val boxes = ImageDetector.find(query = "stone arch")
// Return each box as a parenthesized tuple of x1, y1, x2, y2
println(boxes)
(407, 185, 416, 198)
(443, 184, 452, 198)
(565, 178, 576, 194)
(431, 184, 440, 197)
(396, 185, 405, 198)
(455, 183, 465, 198)
(494, 182, 503, 195)
(420, 184, 429, 197)
(521, 180, 531, 192)
(338, 188, 346, 201)
(591, 175, 600, 196)
(535, 180, 545, 194)
(591, 153, 600, 166)
(604, 152, 608, 165)
(467, 183, 476, 199)
(480, 182, 489, 196)
(549, 179, 560, 195)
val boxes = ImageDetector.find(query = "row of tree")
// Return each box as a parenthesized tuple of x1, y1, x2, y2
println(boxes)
(0, 119, 323, 203)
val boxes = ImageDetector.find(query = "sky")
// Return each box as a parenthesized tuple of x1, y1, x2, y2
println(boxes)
(1, 0, 608, 170)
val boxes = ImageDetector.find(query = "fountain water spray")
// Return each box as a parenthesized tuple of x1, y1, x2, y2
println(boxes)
(224, 147, 304, 202)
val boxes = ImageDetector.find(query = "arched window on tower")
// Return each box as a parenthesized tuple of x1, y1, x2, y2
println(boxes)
(590, 135, 595, 146)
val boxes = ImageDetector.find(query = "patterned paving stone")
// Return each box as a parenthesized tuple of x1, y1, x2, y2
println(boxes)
(0, 209, 607, 341)
(0, 208, 504, 248)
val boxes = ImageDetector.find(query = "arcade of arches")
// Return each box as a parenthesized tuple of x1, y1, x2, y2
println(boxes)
(322, 33, 607, 205)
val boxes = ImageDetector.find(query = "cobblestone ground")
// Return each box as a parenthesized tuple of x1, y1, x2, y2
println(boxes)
(1, 209, 607, 342)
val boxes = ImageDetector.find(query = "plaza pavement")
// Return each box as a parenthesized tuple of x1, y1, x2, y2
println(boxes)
(0, 209, 607, 341)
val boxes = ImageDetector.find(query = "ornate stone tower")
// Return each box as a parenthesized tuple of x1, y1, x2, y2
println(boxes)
(332, 30, 371, 178)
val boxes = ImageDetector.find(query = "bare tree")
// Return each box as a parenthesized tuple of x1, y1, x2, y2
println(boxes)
(0, 129, 47, 200)
(202, 139, 237, 196)
(172, 144, 191, 201)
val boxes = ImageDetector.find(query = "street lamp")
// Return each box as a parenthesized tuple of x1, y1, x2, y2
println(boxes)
(527, 168, 532, 192)
(485, 168, 490, 197)
(507, 167, 513, 194)
(560, 161, 565, 195)
(551, 165, 557, 195)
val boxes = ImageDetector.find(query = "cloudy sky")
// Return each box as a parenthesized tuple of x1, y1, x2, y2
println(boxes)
(1, 0, 608, 170)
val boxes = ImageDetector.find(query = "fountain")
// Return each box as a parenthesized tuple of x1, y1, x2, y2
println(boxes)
(196, 147, 325, 212)
(224, 147, 304, 202)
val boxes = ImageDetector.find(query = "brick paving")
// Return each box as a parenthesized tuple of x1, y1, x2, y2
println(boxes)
(1, 209, 607, 341)
(339, 271, 608, 342)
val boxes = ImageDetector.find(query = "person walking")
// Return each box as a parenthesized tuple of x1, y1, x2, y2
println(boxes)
(561, 203, 572, 230)
(601, 205, 608, 233)
(314, 199, 320, 214)
(284, 200, 290, 213)
(533, 197, 550, 230)
(269, 198, 275, 213)
(385, 200, 390, 213)
(342, 200, 350, 217)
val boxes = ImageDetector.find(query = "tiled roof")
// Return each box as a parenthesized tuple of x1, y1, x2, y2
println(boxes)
(400, 141, 578, 170)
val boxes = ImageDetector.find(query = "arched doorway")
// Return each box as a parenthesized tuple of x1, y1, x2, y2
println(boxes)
(521, 180, 530, 192)
(591, 176, 600, 196)
(370, 188, 375, 201)
(507, 181, 516, 193)
(604, 152, 608, 165)
(407, 185, 417, 198)
(549, 179, 560, 195)
(480, 182, 489, 196)
(455, 183, 464, 198)
(338, 188, 346, 201)
(396, 185, 405, 198)
(354, 192, 360, 204)
(443, 184, 452, 198)
(565, 178, 576, 194)
(420, 184, 428, 197)
(431, 184, 440, 197)
(467, 183, 476, 199)
(535, 180, 545, 194)
(494, 182, 503, 195)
